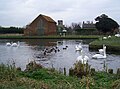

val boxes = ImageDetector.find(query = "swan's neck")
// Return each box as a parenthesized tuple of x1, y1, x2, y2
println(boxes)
(80, 50, 84, 59)
(103, 47, 106, 57)
(17, 41, 20, 46)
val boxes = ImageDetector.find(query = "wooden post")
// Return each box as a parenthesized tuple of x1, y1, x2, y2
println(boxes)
(117, 68, 120, 75)
(16, 67, 21, 71)
(108, 69, 113, 74)
(59, 68, 63, 74)
(90, 68, 95, 75)
(69, 68, 74, 76)
(64, 67, 66, 76)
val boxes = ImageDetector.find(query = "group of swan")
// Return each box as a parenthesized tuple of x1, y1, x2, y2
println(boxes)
(6, 41, 20, 47)
(76, 50, 89, 64)
(75, 42, 89, 64)
(75, 43, 107, 64)
(92, 45, 106, 59)
(103, 34, 120, 39)
(103, 35, 111, 40)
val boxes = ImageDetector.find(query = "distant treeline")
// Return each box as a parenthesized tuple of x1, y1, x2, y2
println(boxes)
(0, 26, 23, 34)
(75, 28, 98, 35)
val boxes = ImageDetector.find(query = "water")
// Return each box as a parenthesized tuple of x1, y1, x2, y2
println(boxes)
(0, 39, 120, 73)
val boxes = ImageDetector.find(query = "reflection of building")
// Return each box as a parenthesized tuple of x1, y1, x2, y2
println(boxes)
(82, 21, 96, 29)
(24, 14, 57, 36)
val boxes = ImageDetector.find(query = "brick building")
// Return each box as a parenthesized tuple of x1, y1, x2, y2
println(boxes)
(24, 14, 57, 36)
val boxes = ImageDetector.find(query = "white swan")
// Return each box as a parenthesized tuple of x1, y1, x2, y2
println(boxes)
(75, 43, 82, 51)
(103, 37, 107, 39)
(98, 44, 105, 54)
(108, 35, 111, 38)
(92, 45, 106, 59)
(76, 50, 89, 64)
(115, 34, 120, 37)
(11, 41, 20, 47)
(6, 42, 11, 46)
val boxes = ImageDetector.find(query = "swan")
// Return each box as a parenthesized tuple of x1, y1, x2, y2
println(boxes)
(115, 34, 120, 37)
(108, 35, 111, 38)
(75, 43, 82, 51)
(11, 41, 20, 47)
(98, 44, 105, 54)
(6, 42, 11, 46)
(92, 45, 106, 59)
(103, 37, 107, 39)
(76, 50, 89, 64)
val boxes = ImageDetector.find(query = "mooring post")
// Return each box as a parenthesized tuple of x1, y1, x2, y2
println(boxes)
(117, 68, 120, 75)
(64, 67, 66, 75)
(91, 68, 95, 75)
(69, 68, 74, 76)
(108, 69, 113, 74)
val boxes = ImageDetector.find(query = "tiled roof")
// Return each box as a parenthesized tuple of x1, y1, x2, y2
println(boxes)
(40, 14, 56, 23)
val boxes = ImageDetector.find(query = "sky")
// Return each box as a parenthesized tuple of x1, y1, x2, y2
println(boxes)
(0, 0, 120, 27)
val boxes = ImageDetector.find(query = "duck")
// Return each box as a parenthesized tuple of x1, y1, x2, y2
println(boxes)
(92, 45, 107, 59)
(76, 50, 89, 64)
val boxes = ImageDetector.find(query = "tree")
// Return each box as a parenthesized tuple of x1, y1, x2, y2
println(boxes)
(95, 14, 119, 34)
(0, 26, 23, 34)
(71, 22, 81, 30)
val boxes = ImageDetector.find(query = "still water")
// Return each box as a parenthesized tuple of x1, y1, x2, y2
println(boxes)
(0, 39, 120, 73)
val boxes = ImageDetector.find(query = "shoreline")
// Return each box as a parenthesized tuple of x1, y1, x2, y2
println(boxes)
(0, 35, 120, 53)
(0, 35, 99, 39)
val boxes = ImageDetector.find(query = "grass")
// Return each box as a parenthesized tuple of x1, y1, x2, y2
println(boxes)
(0, 62, 120, 89)
(89, 36, 120, 53)
(0, 35, 99, 39)
(90, 36, 120, 46)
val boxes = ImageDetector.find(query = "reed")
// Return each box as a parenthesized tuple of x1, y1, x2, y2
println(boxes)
(0, 61, 120, 89)
(69, 61, 91, 78)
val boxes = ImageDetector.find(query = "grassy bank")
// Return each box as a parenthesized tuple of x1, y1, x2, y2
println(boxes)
(89, 36, 120, 53)
(0, 63, 120, 89)
(0, 35, 99, 39)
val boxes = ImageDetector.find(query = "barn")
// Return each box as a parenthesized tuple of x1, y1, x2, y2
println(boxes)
(24, 14, 57, 36)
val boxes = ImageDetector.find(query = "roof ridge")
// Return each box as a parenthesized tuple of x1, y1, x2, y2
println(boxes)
(40, 14, 56, 23)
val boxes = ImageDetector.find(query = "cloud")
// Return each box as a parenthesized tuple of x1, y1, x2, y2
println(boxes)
(0, 0, 120, 27)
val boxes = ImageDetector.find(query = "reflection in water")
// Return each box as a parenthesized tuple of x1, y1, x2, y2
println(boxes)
(0, 39, 120, 74)
(23, 39, 59, 46)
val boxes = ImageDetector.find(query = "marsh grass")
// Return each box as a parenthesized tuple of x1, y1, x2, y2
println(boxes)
(0, 61, 120, 89)
(0, 63, 17, 81)
(91, 36, 120, 46)
(69, 61, 91, 78)
(89, 36, 120, 53)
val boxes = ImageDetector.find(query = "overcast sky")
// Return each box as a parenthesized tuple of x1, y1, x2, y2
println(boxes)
(0, 0, 120, 27)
